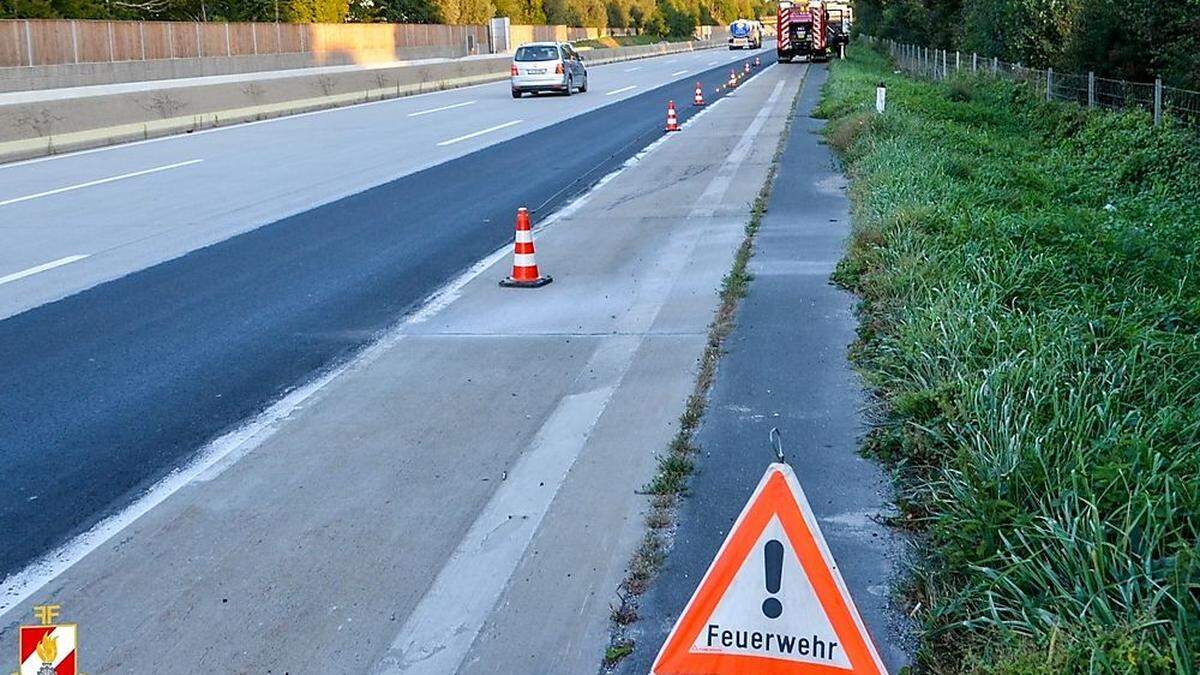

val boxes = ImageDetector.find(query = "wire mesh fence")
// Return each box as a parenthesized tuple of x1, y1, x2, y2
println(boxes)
(869, 36, 1200, 128)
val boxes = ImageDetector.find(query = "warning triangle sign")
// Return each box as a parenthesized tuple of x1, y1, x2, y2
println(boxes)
(651, 463, 888, 674)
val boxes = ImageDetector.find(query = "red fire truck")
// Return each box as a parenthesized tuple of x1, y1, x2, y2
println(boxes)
(777, 0, 829, 63)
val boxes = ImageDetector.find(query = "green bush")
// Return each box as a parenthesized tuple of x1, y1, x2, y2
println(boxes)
(823, 46, 1200, 672)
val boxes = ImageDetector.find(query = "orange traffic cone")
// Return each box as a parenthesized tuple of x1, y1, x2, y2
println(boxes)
(693, 82, 705, 107)
(664, 100, 680, 131)
(499, 208, 552, 288)
(728, 69, 738, 88)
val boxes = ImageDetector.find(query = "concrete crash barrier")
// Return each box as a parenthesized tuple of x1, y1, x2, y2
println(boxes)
(0, 40, 721, 163)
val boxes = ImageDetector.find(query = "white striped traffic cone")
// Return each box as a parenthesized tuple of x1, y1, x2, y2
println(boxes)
(499, 208, 552, 288)
(754, 56, 761, 68)
(693, 82, 705, 107)
(743, 61, 751, 75)
(664, 100, 680, 131)
(728, 69, 738, 88)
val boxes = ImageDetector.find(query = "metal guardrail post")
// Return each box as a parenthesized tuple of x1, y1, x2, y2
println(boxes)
(1088, 71, 1095, 108)
(1154, 77, 1162, 126)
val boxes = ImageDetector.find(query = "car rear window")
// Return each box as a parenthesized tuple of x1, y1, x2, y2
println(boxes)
(515, 46, 561, 62)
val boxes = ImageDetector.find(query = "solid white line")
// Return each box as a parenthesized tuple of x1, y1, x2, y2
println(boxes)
(0, 255, 89, 287)
(605, 85, 637, 96)
(707, 60, 719, 65)
(406, 100, 475, 117)
(623, 66, 641, 72)
(0, 159, 203, 207)
(671, 69, 689, 76)
(436, 120, 522, 146)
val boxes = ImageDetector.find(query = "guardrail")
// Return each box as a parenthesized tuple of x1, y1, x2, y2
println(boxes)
(869, 36, 1200, 127)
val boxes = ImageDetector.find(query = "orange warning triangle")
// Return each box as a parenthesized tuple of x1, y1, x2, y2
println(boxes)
(651, 463, 888, 674)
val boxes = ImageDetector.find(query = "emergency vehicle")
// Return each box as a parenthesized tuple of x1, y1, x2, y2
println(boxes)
(776, 0, 828, 63)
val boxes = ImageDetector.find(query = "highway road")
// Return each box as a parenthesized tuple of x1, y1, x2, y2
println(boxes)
(0, 44, 776, 585)
(0, 53, 802, 673)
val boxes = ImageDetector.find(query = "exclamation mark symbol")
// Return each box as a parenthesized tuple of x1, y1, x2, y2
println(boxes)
(762, 539, 783, 618)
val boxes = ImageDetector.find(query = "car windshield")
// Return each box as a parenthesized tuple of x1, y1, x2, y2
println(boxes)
(515, 46, 561, 62)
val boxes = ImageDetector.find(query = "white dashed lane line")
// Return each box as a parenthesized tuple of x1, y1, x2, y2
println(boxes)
(436, 119, 520, 145)
(408, 100, 476, 117)
(605, 85, 637, 96)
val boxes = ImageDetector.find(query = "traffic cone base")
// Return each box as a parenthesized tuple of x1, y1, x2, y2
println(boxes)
(500, 274, 552, 288)
(500, 208, 552, 288)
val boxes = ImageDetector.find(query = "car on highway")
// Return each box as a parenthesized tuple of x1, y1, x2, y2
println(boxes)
(511, 42, 588, 98)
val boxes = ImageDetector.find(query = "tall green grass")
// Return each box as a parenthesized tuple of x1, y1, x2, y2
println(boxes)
(820, 46, 1200, 672)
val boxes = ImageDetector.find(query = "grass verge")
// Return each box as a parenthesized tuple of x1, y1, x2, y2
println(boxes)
(601, 65, 808, 670)
(820, 45, 1200, 672)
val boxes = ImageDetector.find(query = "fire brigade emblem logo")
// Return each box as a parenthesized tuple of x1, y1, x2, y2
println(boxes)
(13, 605, 80, 675)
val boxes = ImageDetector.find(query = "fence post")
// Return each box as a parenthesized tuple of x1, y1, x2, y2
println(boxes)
(1047, 68, 1052, 101)
(955, 50, 960, 72)
(1088, 71, 1095, 108)
(941, 49, 947, 80)
(1154, 76, 1162, 126)
(972, 52, 977, 72)
(992, 56, 998, 75)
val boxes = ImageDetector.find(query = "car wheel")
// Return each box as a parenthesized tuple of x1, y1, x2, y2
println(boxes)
(564, 76, 573, 96)
(511, 89, 522, 98)
(579, 76, 587, 93)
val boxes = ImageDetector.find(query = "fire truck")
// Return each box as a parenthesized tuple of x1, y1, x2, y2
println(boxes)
(776, 0, 829, 63)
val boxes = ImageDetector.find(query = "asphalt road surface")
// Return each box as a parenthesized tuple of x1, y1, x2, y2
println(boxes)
(0, 60, 800, 673)
(0, 45, 776, 582)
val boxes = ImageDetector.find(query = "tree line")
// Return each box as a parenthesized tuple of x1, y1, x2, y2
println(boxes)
(855, 0, 1200, 90)
(2, 0, 773, 37)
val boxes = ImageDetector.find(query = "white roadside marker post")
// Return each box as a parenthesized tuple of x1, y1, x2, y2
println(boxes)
(875, 80, 886, 114)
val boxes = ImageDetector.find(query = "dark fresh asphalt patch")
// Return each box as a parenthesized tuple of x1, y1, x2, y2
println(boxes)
(0, 51, 775, 579)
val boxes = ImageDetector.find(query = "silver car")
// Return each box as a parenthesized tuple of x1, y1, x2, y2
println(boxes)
(511, 42, 588, 98)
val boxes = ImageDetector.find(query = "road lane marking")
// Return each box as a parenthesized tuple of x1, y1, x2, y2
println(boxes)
(0, 159, 203, 207)
(707, 60, 719, 65)
(436, 120, 523, 146)
(605, 85, 637, 96)
(0, 255, 89, 287)
(671, 69, 689, 76)
(623, 66, 641, 72)
(407, 100, 476, 117)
